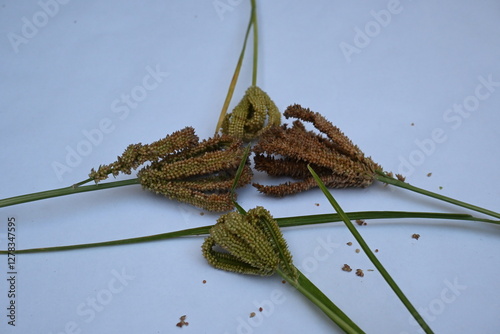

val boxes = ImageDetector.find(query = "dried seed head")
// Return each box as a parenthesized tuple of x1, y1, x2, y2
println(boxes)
(221, 86, 281, 142)
(89, 129, 252, 212)
(202, 207, 297, 280)
(89, 127, 199, 182)
(252, 104, 382, 197)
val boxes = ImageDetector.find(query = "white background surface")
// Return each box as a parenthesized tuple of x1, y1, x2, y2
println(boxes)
(0, 0, 499, 333)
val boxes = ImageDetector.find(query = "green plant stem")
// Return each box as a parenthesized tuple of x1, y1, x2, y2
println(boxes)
(250, 0, 258, 86)
(71, 177, 94, 188)
(214, 0, 256, 134)
(278, 267, 365, 334)
(231, 144, 252, 194)
(310, 166, 434, 334)
(0, 179, 140, 208)
(375, 171, 500, 219)
(277, 211, 497, 226)
(1, 211, 494, 254)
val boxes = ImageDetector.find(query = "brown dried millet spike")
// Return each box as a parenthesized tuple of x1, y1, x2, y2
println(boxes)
(89, 127, 199, 182)
(252, 104, 382, 197)
(284, 104, 365, 161)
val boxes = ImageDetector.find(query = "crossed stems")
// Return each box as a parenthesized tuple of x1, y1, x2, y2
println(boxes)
(252, 104, 499, 220)
(202, 206, 366, 333)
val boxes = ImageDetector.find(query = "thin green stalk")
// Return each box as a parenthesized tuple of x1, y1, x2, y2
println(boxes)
(277, 211, 497, 226)
(214, 0, 256, 134)
(309, 166, 434, 334)
(231, 144, 252, 194)
(278, 267, 365, 334)
(0, 178, 140, 208)
(250, 0, 258, 86)
(71, 177, 94, 188)
(3, 226, 211, 254)
(375, 171, 500, 219)
(231, 144, 252, 215)
(1, 211, 494, 254)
